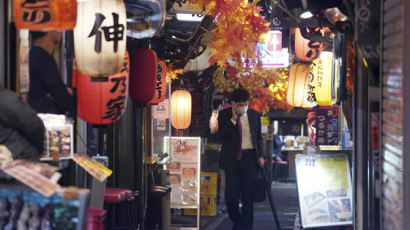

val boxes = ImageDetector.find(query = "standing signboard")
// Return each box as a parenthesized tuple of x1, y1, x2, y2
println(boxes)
(165, 136, 201, 229)
(295, 154, 353, 228)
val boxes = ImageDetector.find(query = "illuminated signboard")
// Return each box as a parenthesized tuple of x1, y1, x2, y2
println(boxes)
(258, 31, 289, 68)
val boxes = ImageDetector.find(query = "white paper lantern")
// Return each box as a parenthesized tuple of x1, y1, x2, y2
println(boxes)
(74, 0, 127, 77)
(286, 63, 314, 108)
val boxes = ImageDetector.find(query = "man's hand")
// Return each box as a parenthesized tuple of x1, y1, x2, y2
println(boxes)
(231, 105, 238, 121)
(258, 157, 265, 167)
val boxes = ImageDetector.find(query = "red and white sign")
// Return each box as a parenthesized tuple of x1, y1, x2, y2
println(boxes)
(265, 31, 282, 52)
(258, 30, 289, 68)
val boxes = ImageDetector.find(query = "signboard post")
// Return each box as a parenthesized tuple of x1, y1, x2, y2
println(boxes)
(165, 136, 201, 230)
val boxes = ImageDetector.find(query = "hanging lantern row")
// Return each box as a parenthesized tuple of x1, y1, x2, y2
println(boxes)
(286, 52, 339, 108)
(76, 52, 130, 125)
(171, 90, 192, 130)
(14, 0, 77, 30)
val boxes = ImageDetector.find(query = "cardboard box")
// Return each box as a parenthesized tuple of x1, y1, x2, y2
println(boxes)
(200, 172, 217, 196)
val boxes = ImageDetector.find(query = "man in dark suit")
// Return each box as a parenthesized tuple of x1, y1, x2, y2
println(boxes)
(218, 88, 265, 230)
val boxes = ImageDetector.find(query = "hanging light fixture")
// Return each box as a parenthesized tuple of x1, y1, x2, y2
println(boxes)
(171, 90, 192, 129)
(74, 0, 127, 77)
(14, 0, 77, 30)
(311, 51, 337, 106)
(286, 63, 314, 108)
(300, 10, 314, 19)
(299, 0, 313, 19)
(129, 48, 157, 104)
(295, 28, 324, 62)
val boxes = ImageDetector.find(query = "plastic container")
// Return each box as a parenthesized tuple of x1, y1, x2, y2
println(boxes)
(200, 172, 218, 196)
(184, 195, 217, 216)
(86, 208, 106, 230)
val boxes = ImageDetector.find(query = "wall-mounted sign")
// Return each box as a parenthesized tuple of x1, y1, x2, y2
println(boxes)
(264, 31, 282, 52)
(14, 0, 77, 30)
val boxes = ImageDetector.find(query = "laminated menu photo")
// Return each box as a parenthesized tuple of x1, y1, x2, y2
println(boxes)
(1, 161, 61, 197)
(38, 114, 74, 161)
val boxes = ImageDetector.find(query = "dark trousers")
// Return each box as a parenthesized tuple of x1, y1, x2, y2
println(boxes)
(225, 150, 258, 230)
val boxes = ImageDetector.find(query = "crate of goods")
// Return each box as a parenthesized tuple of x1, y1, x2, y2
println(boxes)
(184, 196, 217, 216)
(200, 172, 217, 196)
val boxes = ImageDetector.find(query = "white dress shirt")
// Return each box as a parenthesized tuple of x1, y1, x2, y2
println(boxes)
(231, 113, 254, 150)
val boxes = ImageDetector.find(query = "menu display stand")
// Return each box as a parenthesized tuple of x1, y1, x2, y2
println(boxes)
(165, 136, 201, 230)
(295, 153, 353, 228)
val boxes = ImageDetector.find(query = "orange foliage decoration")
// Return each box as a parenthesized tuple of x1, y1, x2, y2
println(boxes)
(166, 64, 185, 82)
(188, 0, 269, 67)
(346, 42, 355, 94)
(213, 62, 292, 113)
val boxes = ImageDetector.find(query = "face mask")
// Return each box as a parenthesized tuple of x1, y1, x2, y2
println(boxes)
(236, 105, 248, 115)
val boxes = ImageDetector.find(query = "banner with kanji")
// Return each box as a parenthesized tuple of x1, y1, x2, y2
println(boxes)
(314, 107, 339, 146)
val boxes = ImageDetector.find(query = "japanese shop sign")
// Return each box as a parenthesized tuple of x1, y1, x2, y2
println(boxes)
(149, 61, 167, 104)
(14, 0, 77, 30)
(74, 0, 127, 77)
(314, 106, 339, 146)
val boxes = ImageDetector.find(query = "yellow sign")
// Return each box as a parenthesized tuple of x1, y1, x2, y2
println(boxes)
(261, 116, 269, 126)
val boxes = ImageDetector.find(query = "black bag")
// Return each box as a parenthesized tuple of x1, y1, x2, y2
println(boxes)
(254, 167, 266, 202)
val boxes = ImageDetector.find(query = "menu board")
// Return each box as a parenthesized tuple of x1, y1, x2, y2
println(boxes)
(295, 154, 353, 228)
(164, 137, 201, 208)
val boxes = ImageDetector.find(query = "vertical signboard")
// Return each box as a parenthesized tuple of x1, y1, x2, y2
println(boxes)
(314, 106, 339, 146)
(165, 136, 201, 208)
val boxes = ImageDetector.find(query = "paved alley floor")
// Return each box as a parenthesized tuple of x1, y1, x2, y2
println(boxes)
(172, 182, 351, 230)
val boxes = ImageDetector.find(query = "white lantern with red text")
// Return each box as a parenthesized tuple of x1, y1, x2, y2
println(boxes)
(171, 90, 191, 129)
(74, 0, 126, 77)
(286, 63, 314, 108)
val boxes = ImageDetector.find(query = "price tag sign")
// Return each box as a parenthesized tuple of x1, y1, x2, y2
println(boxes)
(73, 154, 112, 182)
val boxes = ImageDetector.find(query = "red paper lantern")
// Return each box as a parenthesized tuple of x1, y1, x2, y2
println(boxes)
(295, 28, 324, 62)
(14, 0, 77, 30)
(149, 60, 167, 104)
(76, 52, 129, 125)
(129, 48, 157, 104)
